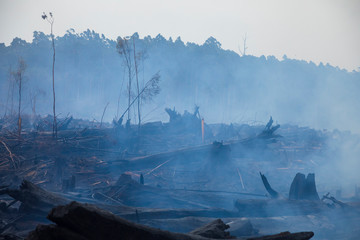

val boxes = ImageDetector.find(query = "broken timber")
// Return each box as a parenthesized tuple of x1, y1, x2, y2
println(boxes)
(0, 180, 69, 213)
(27, 201, 314, 240)
(27, 201, 231, 240)
(125, 133, 276, 168)
(238, 172, 325, 217)
(259, 172, 280, 199)
(0, 180, 239, 219)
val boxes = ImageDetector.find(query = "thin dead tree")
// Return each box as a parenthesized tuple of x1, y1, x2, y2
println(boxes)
(116, 37, 133, 122)
(133, 38, 141, 129)
(116, 35, 152, 128)
(238, 33, 248, 56)
(42, 12, 57, 137)
(116, 68, 126, 120)
(12, 58, 26, 137)
(100, 102, 109, 128)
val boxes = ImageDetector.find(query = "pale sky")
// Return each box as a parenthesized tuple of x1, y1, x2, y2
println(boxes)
(1, 0, 359, 71)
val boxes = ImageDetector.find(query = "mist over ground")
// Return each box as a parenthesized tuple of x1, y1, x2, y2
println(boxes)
(1, 29, 359, 133)
(1, 29, 359, 199)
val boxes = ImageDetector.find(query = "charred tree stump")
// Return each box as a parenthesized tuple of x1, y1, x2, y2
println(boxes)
(258, 117, 280, 139)
(289, 173, 319, 201)
(259, 172, 279, 199)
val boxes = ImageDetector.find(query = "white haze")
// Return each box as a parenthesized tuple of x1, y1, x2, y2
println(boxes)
(0, 0, 359, 71)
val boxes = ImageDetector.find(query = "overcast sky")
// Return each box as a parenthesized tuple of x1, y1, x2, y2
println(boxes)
(1, 0, 359, 71)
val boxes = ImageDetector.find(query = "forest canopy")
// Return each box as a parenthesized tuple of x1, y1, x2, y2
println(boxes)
(0, 29, 359, 132)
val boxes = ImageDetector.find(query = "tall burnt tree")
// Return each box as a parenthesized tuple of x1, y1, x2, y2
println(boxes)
(133, 37, 141, 128)
(42, 12, 57, 138)
(116, 34, 151, 128)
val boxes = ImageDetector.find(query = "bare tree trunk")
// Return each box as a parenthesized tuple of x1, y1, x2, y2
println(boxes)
(100, 102, 109, 128)
(133, 38, 141, 129)
(10, 80, 15, 116)
(127, 67, 131, 121)
(123, 40, 132, 122)
(51, 22, 57, 138)
(238, 33, 248, 56)
(17, 70, 22, 138)
(31, 95, 37, 118)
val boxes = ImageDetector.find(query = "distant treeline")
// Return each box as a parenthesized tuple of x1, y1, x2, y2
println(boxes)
(0, 29, 359, 132)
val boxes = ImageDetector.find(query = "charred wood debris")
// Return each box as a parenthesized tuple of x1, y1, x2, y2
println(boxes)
(0, 108, 359, 239)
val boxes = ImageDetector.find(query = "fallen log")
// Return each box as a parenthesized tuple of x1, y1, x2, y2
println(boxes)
(27, 201, 232, 240)
(1, 180, 240, 220)
(118, 207, 239, 221)
(100, 173, 222, 209)
(27, 202, 314, 240)
(127, 142, 221, 168)
(0, 180, 138, 216)
(248, 231, 314, 240)
(1, 180, 69, 213)
(0, 233, 24, 240)
(126, 134, 271, 168)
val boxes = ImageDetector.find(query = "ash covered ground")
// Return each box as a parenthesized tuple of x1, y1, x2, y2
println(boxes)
(0, 112, 359, 239)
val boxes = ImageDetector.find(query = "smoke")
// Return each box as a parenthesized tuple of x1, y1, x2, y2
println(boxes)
(1, 31, 359, 135)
